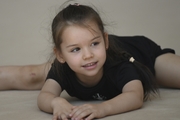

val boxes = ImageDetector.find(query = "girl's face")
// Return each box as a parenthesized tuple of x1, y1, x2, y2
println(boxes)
(56, 22, 108, 82)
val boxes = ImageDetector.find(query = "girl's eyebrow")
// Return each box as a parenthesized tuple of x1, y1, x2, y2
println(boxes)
(66, 36, 101, 48)
(92, 36, 100, 40)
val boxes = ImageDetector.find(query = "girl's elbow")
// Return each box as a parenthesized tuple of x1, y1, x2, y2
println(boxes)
(37, 93, 43, 110)
(136, 97, 144, 109)
(133, 93, 144, 109)
(137, 91, 144, 109)
(138, 100, 144, 109)
(37, 92, 56, 113)
(37, 92, 48, 111)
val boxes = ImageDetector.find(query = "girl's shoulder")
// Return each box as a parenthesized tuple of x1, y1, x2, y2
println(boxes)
(105, 60, 139, 76)
(104, 61, 141, 90)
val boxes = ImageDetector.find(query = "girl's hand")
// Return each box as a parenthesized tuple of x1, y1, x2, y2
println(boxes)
(69, 103, 106, 120)
(51, 97, 75, 120)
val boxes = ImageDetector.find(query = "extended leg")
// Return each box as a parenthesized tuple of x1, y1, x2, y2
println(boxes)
(155, 53, 180, 88)
(0, 62, 51, 90)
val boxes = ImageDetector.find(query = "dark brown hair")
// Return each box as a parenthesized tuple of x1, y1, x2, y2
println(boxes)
(52, 4, 105, 51)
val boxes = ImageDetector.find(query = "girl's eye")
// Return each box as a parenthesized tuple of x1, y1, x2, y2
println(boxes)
(71, 48, 80, 52)
(91, 42, 99, 46)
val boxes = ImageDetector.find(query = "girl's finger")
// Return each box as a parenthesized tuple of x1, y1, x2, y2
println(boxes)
(85, 113, 95, 120)
(71, 108, 92, 119)
(52, 115, 59, 120)
(71, 106, 77, 109)
(59, 113, 70, 120)
(69, 106, 80, 117)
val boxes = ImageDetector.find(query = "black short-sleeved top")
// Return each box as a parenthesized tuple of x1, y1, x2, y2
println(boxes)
(47, 35, 175, 100)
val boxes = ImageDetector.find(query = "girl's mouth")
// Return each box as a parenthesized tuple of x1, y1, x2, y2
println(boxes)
(82, 62, 97, 69)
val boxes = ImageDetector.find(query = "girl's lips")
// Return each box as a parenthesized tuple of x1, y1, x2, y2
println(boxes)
(83, 62, 96, 67)
(82, 62, 97, 70)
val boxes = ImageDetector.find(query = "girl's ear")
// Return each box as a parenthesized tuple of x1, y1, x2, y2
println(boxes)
(54, 48, 65, 63)
(104, 32, 109, 49)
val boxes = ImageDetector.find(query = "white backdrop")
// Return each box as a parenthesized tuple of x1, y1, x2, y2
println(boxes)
(0, 0, 180, 65)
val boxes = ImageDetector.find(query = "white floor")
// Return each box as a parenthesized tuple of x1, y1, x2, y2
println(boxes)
(0, 88, 180, 120)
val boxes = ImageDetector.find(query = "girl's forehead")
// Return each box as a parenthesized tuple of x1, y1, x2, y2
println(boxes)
(63, 26, 98, 39)
(60, 23, 102, 45)
(62, 22, 101, 37)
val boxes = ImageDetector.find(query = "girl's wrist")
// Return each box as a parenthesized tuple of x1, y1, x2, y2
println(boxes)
(100, 102, 112, 117)
(50, 97, 65, 110)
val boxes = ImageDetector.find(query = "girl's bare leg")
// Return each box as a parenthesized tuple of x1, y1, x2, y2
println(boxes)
(155, 53, 180, 88)
(0, 62, 51, 90)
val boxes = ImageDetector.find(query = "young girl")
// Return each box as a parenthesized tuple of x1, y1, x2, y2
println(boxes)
(0, 2, 180, 120)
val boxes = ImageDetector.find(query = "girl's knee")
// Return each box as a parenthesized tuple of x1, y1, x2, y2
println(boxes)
(25, 63, 51, 89)
(155, 53, 180, 88)
(0, 63, 50, 90)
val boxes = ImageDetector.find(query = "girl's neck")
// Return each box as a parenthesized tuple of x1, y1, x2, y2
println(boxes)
(76, 68, 103, 87)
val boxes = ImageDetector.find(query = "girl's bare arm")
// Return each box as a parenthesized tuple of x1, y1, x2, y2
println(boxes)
(37, 79, 74, 120)
(37, 79, 62, 113)
(101, 80, 144, 116)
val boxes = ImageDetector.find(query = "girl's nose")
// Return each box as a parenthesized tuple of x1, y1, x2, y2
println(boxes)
(83, 49, 94, 60)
